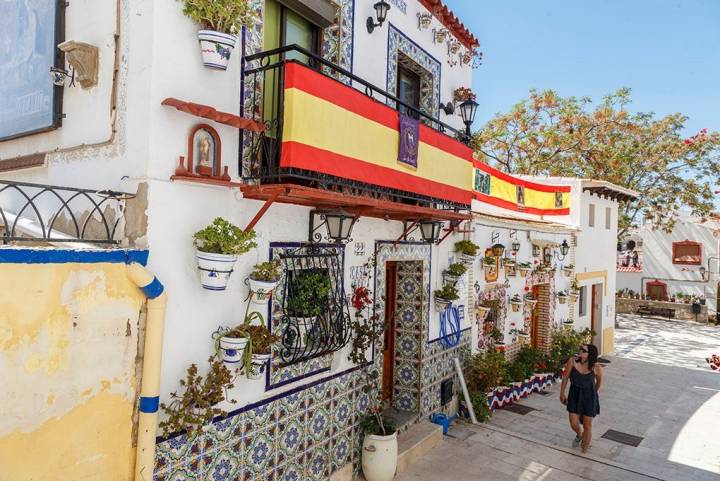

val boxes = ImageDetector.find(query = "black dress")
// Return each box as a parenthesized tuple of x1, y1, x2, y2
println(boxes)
(567, 365, 600, 417)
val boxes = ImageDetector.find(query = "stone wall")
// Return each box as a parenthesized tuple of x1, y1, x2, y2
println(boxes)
(616, 297, 709, 322)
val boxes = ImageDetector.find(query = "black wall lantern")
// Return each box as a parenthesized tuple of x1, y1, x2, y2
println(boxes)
(543, 250, 552, 265)
(419, 219, 444, 243)
(491, 243, 505, 257)
(553, 239, 570, 261)
(439, 102, 455, 115)
(309, 209, 358, 243)
(366, 1, 391, 34)
(511, 239, 521, 254)
(459, 98, 479, 137)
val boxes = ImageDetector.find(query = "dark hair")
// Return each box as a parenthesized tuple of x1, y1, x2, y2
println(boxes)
(586, 344, 599, 370)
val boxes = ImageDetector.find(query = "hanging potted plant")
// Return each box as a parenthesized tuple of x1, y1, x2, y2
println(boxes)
(563, 318, 574, 327)
(248, 260, 282, 301)
(213, 324, 251, 370)
(477, 303, 491, 322)
(556, 290, 569, 305)
(517, 329, 530, 342)
(455, 240, 480, 264)
(443, 262, 467, 285)
(194, 217, 257, 291)
(524, 292, 537, 309)
(286, 270, 332, 350)
(434, 283, 459, 311)
(178, 0, 258, 70)
(569, 278, 580, 303)
(244, 324, 280, 379)
(518, 261, 532, 278)
(483, 255, 497, 275)
(509, 294, 523, 312)
(563, 264, 574, 276)
(360, 369, 398, 481)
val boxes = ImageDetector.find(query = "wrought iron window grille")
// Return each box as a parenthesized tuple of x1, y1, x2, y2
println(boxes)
(275, 244, 351, 366)
(0, 180, 135, 245)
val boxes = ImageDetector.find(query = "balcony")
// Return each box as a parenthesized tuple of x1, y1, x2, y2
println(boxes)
(241, 45, 473, 222)
(617, 251, 643, 272)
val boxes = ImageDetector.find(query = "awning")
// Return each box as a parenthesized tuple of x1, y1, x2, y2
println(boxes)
(531, 239, 560, 248)
(161, 98, 265, 132)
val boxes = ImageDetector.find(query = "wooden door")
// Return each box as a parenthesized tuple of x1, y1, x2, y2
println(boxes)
(382, 262, 397, 402)
(531, 285, 540, 348)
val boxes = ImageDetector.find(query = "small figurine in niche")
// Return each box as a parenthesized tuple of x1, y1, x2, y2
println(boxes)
(195, 129, 215, 176)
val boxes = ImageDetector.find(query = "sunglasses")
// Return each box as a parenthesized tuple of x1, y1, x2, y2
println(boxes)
(579, 347, 588, 353)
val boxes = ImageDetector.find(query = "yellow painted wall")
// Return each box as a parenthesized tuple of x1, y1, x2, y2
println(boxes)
(602, 327, 614, 355)
(0, 263, 144, 481)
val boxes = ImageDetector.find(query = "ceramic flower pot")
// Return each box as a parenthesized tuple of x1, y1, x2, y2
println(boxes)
(197, 30, 238, 70)
(434, 297, 452, 311)
(248, 353, 271, 380)
(519, 268, 531, 278)
(443, 273, 460, 285)
(248, 278, 279, 301)
(195, 249, 238, 291)
(557, 295, 568, 305)
(362, 432, 398, 481)
(524, 299, 537, 309)
(510, 301, 522, 312)
(563, 268, 573, 276)
(460, 253, 475, 265)
(218, 335, 249, 368)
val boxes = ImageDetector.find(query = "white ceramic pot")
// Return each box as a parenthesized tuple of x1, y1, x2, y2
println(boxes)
(248, 353, 271, 380)
(197, 30, 238, 70)
(248, 278, 279, 301)
(196, 250, 238, 291)
(434, 298, 452, 311)
(362, 432, 398, 481)
(218, 336, 248, 367)
(524, 299, 537, 309)
(460, 253, 475, 265)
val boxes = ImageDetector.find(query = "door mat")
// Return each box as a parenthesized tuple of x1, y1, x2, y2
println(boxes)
(504, 404, 537, 415)
(601, 429, 643, 446)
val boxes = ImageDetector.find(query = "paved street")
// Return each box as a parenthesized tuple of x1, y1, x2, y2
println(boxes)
(396, 315, 720, 481)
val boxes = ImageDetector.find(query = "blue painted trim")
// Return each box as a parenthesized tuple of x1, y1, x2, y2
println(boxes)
(427, 327, 471, 345)
(141, 277, 165, 299)
(0, 248, 148, 265)
(139, 396, 159, 413)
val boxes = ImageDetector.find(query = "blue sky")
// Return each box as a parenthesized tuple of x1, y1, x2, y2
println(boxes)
(443, 0, 720, 135)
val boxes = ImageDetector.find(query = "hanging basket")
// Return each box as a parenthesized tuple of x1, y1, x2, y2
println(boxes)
(248, 353, 271, 380)
(197, 30, 238, 70)
(195, 249, 237, 291)
(563, 267, 573, 276)
(510, 301, 522, 312)
(248, 278, 279, 302)
(460, 253, 476, 265)
(217, 335, 249, 369)
(557, 295, 568, 305)
(569, 292, 578, 303)
(518, 268, 531, 278)
(443, 273, 460, 285)
(563, 319, 574, 327)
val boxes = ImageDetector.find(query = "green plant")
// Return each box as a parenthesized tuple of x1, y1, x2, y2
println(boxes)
(547, 326, 595, 373)
(469, 391, 492, 422)
(434, 283, 459, 301)
(194, 217, 257, 255)
(159, 358, 235, 438)
(446, 262, 467, 277)
(286, 270, 331, 318)
(465, 349, 507, 394)
(505, 361, 529, 382)
(510, 294, 522, 303)
(490, 326, 502, 342)
(570, 278, 580, 293)
(244, 324, 280, 354)
(250, 260, 282, 282)
(455, 240, 479, 256)
(518, 261, 532, 269)
(358, 368, 396, 436)
(483, 256, 497, 266)
(503, 257, 516, 265)
(178, 0, 258, 34)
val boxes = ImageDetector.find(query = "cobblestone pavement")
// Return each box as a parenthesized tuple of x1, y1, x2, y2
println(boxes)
(395, 314, 720, 481)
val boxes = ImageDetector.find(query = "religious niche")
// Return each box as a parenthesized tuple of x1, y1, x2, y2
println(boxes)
(174, 124, 231, 181)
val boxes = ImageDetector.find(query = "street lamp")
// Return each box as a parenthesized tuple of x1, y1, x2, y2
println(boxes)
(511, 238, 521, 254)
(459, 98, 479, 138)
(491, 243, 505, 257)
(366, 1, 391, 34)
(309, 210, 358, 243)
(419, 219, 444, 243)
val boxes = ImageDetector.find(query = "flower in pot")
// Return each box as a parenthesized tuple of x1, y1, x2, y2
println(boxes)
(556, 290, 569, 304)
(483, 255, 497, 275)
(286, 270, 331, 349)
(509, 294, 523, 312)
(360, 368, 398, 481)
(455, 240, 480, 264)
(524, 293, 537, 309)
(213, 323, 251, 371)
(562, 318, 574, 326)
(563, 264, 574, 276)
(178, 0, 258, 70)
(194, 218, 257, 291)
(249, 260, 282, 301)
(477, 303, 491, 322)
(244, 324, 280, 379)
(434, 283, 459, 311)
(518, 261, 532, 277)
(444, 262, 467, 285)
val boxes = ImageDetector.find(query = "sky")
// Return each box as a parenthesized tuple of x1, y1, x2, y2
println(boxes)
(443, 0, 720, 136)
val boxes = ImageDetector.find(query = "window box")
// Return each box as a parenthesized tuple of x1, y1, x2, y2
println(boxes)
(672, 240, 702, 265)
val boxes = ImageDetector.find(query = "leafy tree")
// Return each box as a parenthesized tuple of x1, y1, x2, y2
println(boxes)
(473, 88, 720, 237)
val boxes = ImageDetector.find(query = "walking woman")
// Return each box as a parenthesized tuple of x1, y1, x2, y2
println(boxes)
(559, 344, 602, 453)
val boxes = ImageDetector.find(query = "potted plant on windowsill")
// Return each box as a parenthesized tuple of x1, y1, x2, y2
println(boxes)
(518, 261, 532, 277)
(443, 262, 467, 285)
(194, 217, 257, 291)
(455, 240, 480, 264)
(434, 283, 459, 311)
(556, 290, 569, 305)
(563, 264, 574, 276)
(286, 270, 331, 350)
(178, 0, 258, 70)
(248, 260, 282, 301)
(509, 294, 523, 312)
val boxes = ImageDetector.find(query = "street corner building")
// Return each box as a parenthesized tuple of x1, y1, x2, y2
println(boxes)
(0, 1, 635, 480)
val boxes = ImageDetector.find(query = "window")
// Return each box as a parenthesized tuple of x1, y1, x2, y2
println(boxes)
(397, 62, 421, 117)
(672, 241, 702, 265)
(646, 280, 668, 301)
(474, 169, 490, 195)
(605, 207, 611, 230)
(578, 286, 587, 316)
(588, 204, 595, 227)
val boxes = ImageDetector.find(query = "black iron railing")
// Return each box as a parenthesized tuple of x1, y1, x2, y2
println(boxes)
(0, 180, 134, 245)
(242, 44, 470, 211)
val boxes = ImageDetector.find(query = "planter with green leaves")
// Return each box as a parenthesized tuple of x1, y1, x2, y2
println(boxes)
(563, 264, 574, 276)
(477, 304, 491, 322)
(194, 217, 257, 291)
(213, 324, 251, 370)
(524, 293, 537, 309)
(245, 324, 280, 379)
(248, 260, 282, 301)
(359, 368, 398, 481)
(434, 283, 459, 310)
(556, 290, 569, 304)
(179, 0, 257, 70)
(455, 240, 480, 264)
(443, 262, 467, 284)
(563, 318, 574, 326)
(286, 270, 332, 349)
(518, 262, 532, 278)
(509, 294, 523, 312)
(483, 255, 497, 276)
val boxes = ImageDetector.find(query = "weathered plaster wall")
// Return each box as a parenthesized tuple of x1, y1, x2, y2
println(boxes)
(0, 258, 145, 481)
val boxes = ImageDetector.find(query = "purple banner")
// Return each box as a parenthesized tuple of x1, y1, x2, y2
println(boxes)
(398, 112, 419, 168)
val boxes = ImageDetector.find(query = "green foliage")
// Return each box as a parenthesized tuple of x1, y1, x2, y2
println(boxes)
(250, 260, 282, 282)
(359, 412, 397, 436)
(446, 262, 468, 276)
(194, 217, 257, 255)
(505, 361, 529, 383)
(159, 358, 235, 438)
(484, 256, 497, 266)
(454, 240, 480, 256)
(178, 0, 258, 34)
(570, 278, 580, 293)
(470, 391, 492, 422)
(465, 349, 508, 394)
(244, 324, 280, 354)
(358, 368, 397, 436)
(434, 283, 459, 301)
(503, 258, 516, 265)
(518, 261, 532, 269)
(547, 326, 595, 373)
(286, 270, 331, 318)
